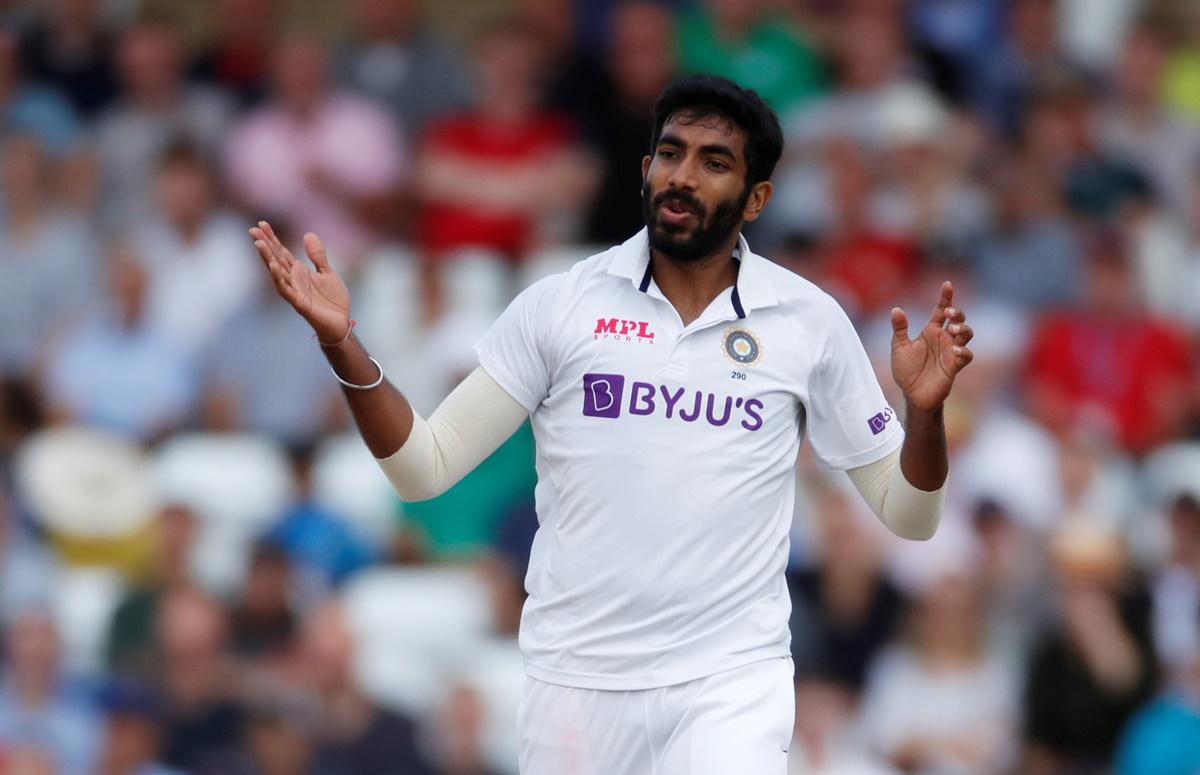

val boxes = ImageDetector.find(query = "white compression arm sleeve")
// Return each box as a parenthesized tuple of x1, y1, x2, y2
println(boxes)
(376, 366, 530, 501)
(845, 448, 945, 541)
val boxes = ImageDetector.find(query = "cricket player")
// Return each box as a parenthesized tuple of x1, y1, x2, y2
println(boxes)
(250, 74, 973, 774)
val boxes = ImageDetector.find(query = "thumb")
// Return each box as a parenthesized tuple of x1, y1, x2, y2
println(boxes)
(890, 307, 909, 345)
(303, 232, 331, 272)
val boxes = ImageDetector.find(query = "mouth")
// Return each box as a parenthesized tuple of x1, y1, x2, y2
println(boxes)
(658, 201, 697, 226)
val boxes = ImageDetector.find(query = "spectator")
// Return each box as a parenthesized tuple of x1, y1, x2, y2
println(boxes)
(1024, 76, 1144, 221)
(300, 601, 433, 775)
(134, 140, 257, 356)
(858, 572, 1019, 775)
(580, 0, 677, 245)
(188, 0, 278, 107)
(1163, 7, 1200, 120)
(0, 486, 57, 627)
(525, 0, 610, 132)
(97, 680, 182, 775)
(1117, 175, 1193, 324)
(94, 16, 233, 229)
(814, 138, 921, 319)
(906, 0, 1005, 104)
(415, 18, 597, 262)
(1096, 22, 1200, 223)
(676, 0, 824, 114)
(783, 8, 923, 151)
(203, 271, 345, 445)
(228, 542, 298, 662)
(224, 32, 405, 265)
(41, 243, 199, 440)
(1, 27, 82, 155)
(154, 587, 243, 770)
(788, 480, 907, 691)
(205, 693, 325, 775)
(869, 85, 989, 263)
(1115, 653, 1200, 775)
(0, 611, 102, 775)
(788, 674, 899, 775)
(1152, 493, 1200, 688)
(972, 155, 1082, 311)
(427, 683, 503, 775)
(259, 444, 373, 603)
(0, 134, 96, 380)
(17, 0, 117, 118)
(970, 0, 1078, 139)
(1021, 520, 1158, 775)
(336, 0, 472, 139)
(1024, 228, 1195, 454)
(107, 504, 197, 676)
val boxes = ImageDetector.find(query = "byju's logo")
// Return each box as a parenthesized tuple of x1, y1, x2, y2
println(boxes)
(582, 373, 625, 418)
(581, 372, 764, 431)
(867, 408, 894, 435)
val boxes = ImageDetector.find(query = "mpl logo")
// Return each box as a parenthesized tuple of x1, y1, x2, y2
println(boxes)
(594, 318, 655, 343)
(867, 407, 894, 435)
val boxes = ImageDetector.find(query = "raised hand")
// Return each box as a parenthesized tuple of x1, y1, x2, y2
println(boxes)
(890, 281, 974, 413)
(249, 221, 351, 344)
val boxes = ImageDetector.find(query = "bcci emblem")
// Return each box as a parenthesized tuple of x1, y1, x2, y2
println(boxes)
(722, 326, 762, 366)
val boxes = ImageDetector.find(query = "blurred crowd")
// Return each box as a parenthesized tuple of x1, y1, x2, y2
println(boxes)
(3, 0, 1200, 773)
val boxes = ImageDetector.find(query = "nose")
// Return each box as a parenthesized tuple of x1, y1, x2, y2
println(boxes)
(666, 155, 699, 191)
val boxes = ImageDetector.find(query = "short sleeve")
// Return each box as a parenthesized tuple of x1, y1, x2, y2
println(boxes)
(806, 300, 904, 470)
(473, 275, 561, 413)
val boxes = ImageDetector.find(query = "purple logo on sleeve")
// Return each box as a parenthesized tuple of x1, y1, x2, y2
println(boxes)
(582, 373, 626, 418)
(868, 408, 894, 435)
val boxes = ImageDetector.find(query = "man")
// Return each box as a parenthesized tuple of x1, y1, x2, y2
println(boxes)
(250, 75, 974, 774)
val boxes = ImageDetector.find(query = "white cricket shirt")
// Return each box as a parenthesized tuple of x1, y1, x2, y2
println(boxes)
(474, 228, 904, 690)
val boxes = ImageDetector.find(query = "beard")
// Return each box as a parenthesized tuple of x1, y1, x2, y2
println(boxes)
(641, 179, 749, 263)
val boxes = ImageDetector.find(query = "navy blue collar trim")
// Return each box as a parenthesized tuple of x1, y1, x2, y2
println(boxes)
(640, 254, 747, 318)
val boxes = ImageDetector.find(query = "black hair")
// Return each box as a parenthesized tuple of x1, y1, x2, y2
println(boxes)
(650, 74, 784, 187)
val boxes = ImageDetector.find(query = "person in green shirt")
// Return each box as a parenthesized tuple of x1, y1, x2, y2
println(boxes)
(677, 0, 826, 114)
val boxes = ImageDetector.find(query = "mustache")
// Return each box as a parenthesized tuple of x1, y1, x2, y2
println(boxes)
(652, 190, 706, 217)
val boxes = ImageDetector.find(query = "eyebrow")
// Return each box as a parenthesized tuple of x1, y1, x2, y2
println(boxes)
(657, 133, 738, 162)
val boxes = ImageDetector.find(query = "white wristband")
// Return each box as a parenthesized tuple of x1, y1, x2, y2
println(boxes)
(331, 356, 385, 391)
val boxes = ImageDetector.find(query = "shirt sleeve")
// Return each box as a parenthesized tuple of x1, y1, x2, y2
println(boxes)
(473, 275, 562, 412)
(805, 299, 904, 470)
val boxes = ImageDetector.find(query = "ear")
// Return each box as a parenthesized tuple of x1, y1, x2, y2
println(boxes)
(741, 181, 773, 222)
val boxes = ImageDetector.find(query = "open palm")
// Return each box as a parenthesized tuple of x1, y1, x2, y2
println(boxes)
(890, 281, 974, 412)
(249, 221, 351, 344)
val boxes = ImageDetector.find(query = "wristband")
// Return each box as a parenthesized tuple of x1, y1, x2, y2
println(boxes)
(331, 356, 385, 391)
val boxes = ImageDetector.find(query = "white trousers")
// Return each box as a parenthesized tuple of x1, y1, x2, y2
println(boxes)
(517, 656, 795, 775)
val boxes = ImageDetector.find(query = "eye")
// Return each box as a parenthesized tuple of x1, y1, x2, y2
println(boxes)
(657, 148, 679, 160)
(706, 160, 729, 171)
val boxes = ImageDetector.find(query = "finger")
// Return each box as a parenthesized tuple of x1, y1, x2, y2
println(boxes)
(929, 281, 953, 326)
(258, 220, 294, 268)
(952, 345, 974, 371)
(303, 232, 331, 272)
(946, 306, 966, 324)
(948, 322, 974, 346)
(253, 239, 279, 272)
(890, 307, 909, 345)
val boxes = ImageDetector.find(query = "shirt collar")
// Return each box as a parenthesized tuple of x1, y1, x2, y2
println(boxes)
(607, 227, 780, 319)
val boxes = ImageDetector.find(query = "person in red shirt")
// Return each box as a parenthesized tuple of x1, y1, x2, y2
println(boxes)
(1025, 227, 1196, 454)
(820, 137, 921, 319)
(414, 18, 597, 262)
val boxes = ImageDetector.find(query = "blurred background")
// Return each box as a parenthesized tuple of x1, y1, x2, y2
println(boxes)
(2, 0, 1200, 773)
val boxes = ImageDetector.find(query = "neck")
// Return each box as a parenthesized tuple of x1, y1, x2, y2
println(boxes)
(648, 234, 740, 326)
